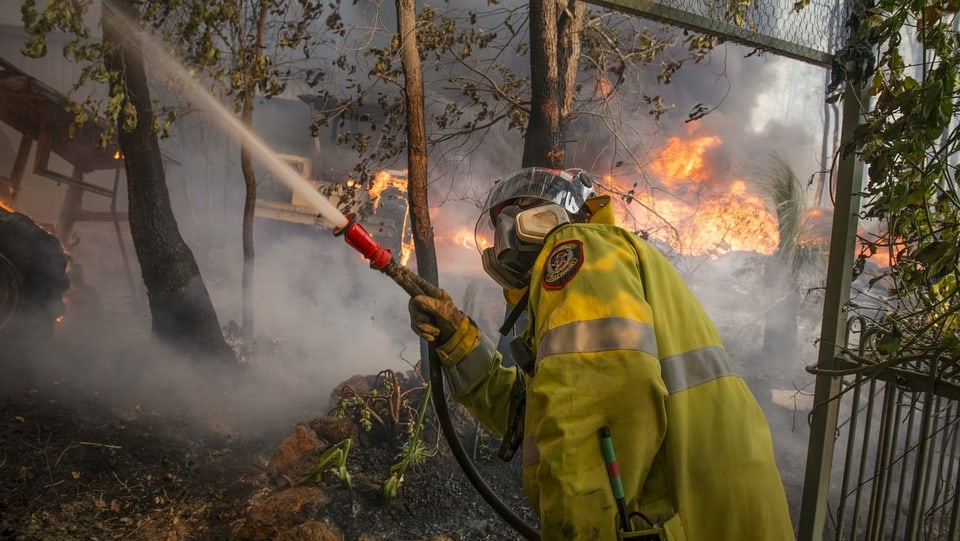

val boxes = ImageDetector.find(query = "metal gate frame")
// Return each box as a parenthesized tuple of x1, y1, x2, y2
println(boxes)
(806, 315, 960, 540)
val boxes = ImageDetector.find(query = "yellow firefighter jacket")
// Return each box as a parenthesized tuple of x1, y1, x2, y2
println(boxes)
(436, 196, 794, 540)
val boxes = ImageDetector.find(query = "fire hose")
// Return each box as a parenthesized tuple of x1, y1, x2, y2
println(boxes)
(334, 214, 540, 541)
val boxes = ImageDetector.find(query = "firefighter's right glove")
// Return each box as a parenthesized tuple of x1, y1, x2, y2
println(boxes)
(408, 282, 465, 345)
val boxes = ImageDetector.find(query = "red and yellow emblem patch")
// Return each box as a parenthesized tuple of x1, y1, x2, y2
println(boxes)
(542, 240, 584, 290)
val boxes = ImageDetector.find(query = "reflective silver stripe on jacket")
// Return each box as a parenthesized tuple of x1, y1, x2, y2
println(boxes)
(537, 318, 736, 393)
(537, 318, 659, 360)
(659, 346, 736, 393)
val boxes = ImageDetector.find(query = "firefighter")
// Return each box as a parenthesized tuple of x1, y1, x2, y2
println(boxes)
(408, 167, 794, 541)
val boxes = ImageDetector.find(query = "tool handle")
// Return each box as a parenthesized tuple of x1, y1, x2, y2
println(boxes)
(599, 426, 632, 532)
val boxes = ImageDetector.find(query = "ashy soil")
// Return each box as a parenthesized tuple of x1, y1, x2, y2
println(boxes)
(0, 330, 535, 541)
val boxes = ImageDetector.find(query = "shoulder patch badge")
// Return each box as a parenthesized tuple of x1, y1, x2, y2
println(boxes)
(542, 239, 584, 290)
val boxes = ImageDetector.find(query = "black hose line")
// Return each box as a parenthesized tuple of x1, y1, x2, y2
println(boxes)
(427, 343, 540, 540)
(380, 260, 539, 540)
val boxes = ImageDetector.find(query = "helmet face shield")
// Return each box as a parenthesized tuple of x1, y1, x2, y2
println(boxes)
(474, 167, 596, 253)
(481, 168, 595, 223)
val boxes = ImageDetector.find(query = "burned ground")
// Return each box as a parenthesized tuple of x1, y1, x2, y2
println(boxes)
(0, 336, 534, 541)
(0, 234, 815, 541)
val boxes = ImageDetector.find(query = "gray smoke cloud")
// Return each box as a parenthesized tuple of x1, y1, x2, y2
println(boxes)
(1, 5, 828, 519)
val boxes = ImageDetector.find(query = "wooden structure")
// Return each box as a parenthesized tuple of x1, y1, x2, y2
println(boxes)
(0, 55, 134, 294)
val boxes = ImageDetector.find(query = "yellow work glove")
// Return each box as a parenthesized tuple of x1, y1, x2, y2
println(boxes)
(407, 277, 465, 344)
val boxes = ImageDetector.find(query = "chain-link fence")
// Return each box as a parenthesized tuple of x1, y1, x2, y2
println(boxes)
(586, 0, 852, 66)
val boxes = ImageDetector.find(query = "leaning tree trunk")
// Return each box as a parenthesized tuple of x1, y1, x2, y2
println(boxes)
(239, 93, 257, 338)
(102, 0, 235, 362)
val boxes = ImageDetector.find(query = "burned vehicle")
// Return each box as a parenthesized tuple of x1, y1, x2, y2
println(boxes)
(0, 56, 123, 349)
(0, 202, 70, 344)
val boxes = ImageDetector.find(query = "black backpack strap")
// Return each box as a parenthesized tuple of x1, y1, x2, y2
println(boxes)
(498, 290, 529, 336)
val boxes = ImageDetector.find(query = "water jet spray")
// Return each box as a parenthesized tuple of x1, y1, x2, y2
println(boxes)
(105, 5, 537, 538)
(103, 0, 348, 232)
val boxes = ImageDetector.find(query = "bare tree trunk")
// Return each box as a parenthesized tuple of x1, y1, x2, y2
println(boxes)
(102, 0, 234, 362)
(524, 0, 584, 169)
(524, 0, 562, 168)
(557, 0, 584, 165)
(396, 0, 437, 287)
(557, 0, 584, 122)
(239, 1, 270, 338)
(239, 96, 256, 338)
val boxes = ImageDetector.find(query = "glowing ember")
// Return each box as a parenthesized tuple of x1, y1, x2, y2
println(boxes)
(595, 74, 614, 101)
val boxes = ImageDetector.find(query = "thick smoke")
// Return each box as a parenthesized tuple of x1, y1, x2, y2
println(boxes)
(2, 4, 828, 521)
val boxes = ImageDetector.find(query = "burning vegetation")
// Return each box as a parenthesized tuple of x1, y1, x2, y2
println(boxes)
(600, 132, 780, 258)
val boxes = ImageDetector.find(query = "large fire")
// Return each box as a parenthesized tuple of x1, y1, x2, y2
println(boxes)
(609, 133, 779, 257)
(360, 132, 780, 264)
(648, 135, 722, 187)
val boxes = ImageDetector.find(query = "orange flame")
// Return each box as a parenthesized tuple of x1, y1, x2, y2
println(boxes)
(368, 170, 408, 206)
(606, 133, 779, 257)
(648, 135, 721, 188)
(435, 227, 490, 252)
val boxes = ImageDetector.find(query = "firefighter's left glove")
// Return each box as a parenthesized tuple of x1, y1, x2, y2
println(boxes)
(409, 285, 465, 345)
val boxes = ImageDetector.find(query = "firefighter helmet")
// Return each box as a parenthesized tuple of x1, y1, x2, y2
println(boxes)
(479, 167, 596, 228)
(475, 167, 597, 290)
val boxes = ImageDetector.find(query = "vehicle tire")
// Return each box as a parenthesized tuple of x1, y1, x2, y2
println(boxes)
(0, 207, 70, 351)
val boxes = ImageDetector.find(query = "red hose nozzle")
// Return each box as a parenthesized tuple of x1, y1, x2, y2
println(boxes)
(334, 214, 393, 270)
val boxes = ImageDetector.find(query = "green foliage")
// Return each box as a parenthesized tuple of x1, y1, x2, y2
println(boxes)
(21, 0, 122, 145)
(18, 0, 330, 146)
(330, 369, 434, 501)
(149, 0, 331, 112)
(381, 381, 432, 501)
(292, 438, 353, 489)
(838, 2, 959, 370)
(331, 369, 428, 442)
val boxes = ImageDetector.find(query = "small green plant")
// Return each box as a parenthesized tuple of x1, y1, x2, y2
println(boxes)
(290, 438, 353, 490)
(381, 381, 432, 500)
(329, 368, 437, 501)
(331, 369, 426, 441)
